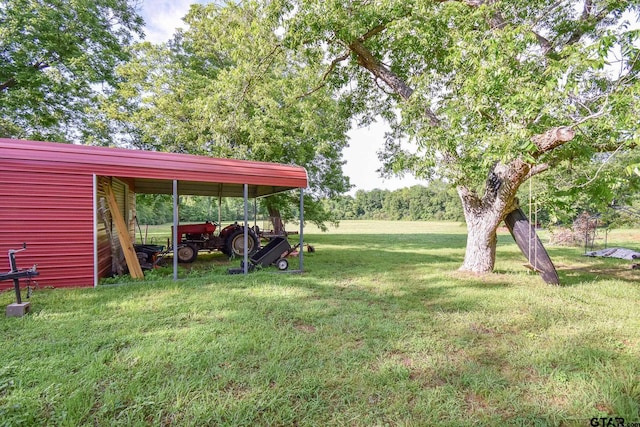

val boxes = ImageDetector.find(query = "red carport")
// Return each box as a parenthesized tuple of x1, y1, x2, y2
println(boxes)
(0, 138, 308, 288)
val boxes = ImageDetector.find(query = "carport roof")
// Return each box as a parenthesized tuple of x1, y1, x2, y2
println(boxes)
(0, 139, 308, 197)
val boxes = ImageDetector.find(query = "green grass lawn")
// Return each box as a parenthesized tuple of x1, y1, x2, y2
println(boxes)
(1, 221, 639, 426)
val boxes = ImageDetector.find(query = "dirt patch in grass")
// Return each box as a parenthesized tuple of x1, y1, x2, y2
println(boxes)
(294, 323, 316, 333)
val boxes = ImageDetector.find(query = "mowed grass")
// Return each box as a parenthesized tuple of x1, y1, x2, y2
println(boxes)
(1, 221, 639, 426)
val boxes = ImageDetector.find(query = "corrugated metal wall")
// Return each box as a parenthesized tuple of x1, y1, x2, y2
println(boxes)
(96, 180, 112, 282)
(0, 171, 135, 290)
(0, 165, 94, 289)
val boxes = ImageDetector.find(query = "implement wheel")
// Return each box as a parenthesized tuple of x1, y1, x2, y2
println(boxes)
(276, 258, 289, 271)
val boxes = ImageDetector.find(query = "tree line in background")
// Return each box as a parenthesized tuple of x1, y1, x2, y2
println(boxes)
(135, 194, 269, 225)
(137, 180, 640, 228)
(322, 183, 464, 222)
(135, 180, 464, 225)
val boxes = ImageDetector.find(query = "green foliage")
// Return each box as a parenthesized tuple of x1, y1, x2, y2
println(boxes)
(103, 1, 352, 227)
(135, 194, 173, 225)
(0, 0, 143, 142)
(279, 0, 640, 209)
(529, 150, 640, 225)
(135, 194, 270, 225)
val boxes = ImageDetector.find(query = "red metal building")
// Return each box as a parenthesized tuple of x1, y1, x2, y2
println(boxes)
(0, 138, 308, 289)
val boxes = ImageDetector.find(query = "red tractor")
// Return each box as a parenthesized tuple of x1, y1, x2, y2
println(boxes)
(173, 221, 259, 263)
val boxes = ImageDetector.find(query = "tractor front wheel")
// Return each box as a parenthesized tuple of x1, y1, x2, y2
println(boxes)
(177, 244, 198, 263)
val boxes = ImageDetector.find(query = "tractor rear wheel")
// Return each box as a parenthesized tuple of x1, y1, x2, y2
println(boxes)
(177, 244, 198, 263)
(226, 229, 259, 257)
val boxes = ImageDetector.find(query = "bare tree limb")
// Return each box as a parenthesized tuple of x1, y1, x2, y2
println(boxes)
(564, 0, 611, 47)
(581, 0, 594, 21)
(531, 127, 576, 155)
(532, 31, 553, 54)
(358, 23, 387, 42)
(527, 163, 550, 178)
(436, 0, 488, 6)
(576, 141, 626, 188)
(569, 107, 606, 128)
(347, 38, 441, 126)
(0, 78, 17, 92)
(348, 39, 413, 100)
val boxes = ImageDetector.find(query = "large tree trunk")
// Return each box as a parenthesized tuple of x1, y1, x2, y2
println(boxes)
(460, 203, 500, 273)
(266, 204, 284, 236)
(457, 163, 522, 273)
(458, 183, 518, 273)
(455, 129, 575, 273)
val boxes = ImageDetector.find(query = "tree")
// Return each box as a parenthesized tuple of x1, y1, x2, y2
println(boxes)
(275, 0, 639, 273)
(103, 1, 351, 229)
(0, 0, 143, 143)
(531, 149, 640, 224)
(352, 188, 389, 219)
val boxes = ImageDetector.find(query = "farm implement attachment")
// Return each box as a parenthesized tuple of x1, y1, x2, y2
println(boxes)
(1, 243, 38, 317)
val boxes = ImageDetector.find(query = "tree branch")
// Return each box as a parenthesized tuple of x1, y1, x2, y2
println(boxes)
(532, 31, 553, 55)
(0, 77, 17, 92)
(295, 50, 351, 100)
(531, 127, 576, 156)
(347, 37, 440, 126)
(563, 0, 611, 47)
(527, 163, 549, 178)
(358, 23, 387, 42)
(348, 39, 413, 100)
(436, 0, 488, 6)
(581, 0, 594, 21)
(569, 107, 606, 128)
(575, 141, 625, 188)
(498, 127, 576, 197)
(241, 44, 282, 100)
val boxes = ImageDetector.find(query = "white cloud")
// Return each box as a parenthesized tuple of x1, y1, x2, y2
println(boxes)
(138, 0, 197, 43)
(345, 121, 425, 195)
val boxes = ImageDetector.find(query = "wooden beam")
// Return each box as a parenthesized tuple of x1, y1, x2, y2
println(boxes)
(103, 182, 144, 279)
(504, 208, 559, 285)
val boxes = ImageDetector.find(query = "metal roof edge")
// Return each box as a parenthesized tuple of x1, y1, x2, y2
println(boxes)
(0, 138, 309, 189)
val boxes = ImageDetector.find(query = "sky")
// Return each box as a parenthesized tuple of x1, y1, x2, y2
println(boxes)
(138, 0, 426, 195)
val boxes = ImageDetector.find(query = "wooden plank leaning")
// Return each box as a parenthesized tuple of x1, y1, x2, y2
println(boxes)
(504, 207, 559, 285)
(102, 182, 144, 279)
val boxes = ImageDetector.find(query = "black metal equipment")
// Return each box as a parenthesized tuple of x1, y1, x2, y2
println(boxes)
(250, 237, 292, 270)
(228, 237, 293, 274)
(0, 243, 39, 304)
(134, 244, 167, 270)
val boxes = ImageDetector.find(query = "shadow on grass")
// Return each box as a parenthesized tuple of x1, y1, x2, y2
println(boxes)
(557, 259, 639, 286)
